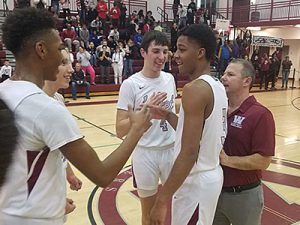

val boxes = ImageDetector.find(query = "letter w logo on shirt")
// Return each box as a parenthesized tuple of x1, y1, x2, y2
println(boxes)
(231, 115, 245, 128)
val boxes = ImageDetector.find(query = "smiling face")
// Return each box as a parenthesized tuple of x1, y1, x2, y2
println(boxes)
(55, 49, 74, 89)
(43, 29, 65, 81)
(140, 40, 168, 76)
(174, 35, 201, 76)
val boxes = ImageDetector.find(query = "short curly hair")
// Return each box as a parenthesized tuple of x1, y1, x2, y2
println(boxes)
(179, 24, 216, 62)
(2, 7, 56, 57)
(0, 99, 19, 187)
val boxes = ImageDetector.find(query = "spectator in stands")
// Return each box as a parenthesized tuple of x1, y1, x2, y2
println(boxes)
(134, 28, 143, 49)
(251, 49, 260, 63)
(98, 44, 112, 84)
(96, 40, 111, 57)
(76, 46, 96, 85)
(203, 8, 210, 25)
(0, 60, 12, 83)
(218, 39, 232, 75)
(86, 4, 98, 24)
(187, 0, 196, 25)
(124, 39, 135, 78)
(281, 55, 292, 89)
(145, 10, 155, 29)
(90, 29, 103, 47)
(96, 0, 108, 27)
(32, 0, 47, 9)
(112, 45, 125, 84)
(172, 0, 180, 19)
(177, 4, 187, 29)
(118, 0, 127, 28)
(138, 10, 145, 28)
(154, 21, 163, 32)
(143, 20, 151, 34)
(87, 42, 97, 67)
(87, 0, 97, 9)
(267, 55, 280, 90)
(77, 0, 87, 23)
(259, 53, 271, 90)
(61, 23, 80, 52)
(107, 35, 118, 51)
(110, 2, 121, 28)
(108, 27, 120, 43)
(16, 0, 31, 8)
(79, 24, 90, 49)
(51, 0, 60, 15)
(130, 10, 138, 22)
(170, 22, 178, 52)
(90, 16, 102, 32)
(60, 0, 71, 18)
(71, 62, 91, 100)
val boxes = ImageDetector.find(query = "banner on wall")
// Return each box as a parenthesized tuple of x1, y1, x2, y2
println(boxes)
(215, 19, 230, 31)
(252, 36, 284, 47)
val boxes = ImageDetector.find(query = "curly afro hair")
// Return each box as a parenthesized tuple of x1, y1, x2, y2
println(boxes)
(0, 99, 19, 187)
(2, 7, 57, 57)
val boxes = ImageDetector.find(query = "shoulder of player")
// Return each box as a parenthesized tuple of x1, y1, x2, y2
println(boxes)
(182, 80, 211, 108)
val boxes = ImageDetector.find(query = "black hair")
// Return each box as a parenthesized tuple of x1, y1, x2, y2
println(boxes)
(179, 24, 216, 61)
(140, 30, 169, 52)
(0, 99, 18, 187)
(2, 7, 57, 57)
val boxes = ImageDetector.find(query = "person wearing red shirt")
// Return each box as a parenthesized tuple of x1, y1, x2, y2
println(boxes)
(213, 59, 275, 225)
(110, 2, 121, 28)
(61, 23, 80, 52)
(96, 0, 108, 23)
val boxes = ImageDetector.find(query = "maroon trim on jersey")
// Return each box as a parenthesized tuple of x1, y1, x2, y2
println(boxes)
(27, 147, 50, 196)
(187, 205, 199, 225)
(131, 162, 137, 188)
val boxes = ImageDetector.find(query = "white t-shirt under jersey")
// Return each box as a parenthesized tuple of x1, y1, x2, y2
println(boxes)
(174, 75, 228, 173)
(0, 80, 82, 222)
(117, 71, 177, 149)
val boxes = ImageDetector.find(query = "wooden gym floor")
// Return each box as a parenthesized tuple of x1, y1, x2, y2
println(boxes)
(64, 83, 300, 225)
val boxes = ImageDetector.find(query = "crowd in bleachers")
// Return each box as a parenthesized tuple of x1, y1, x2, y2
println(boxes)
(3, 0, 294, 92)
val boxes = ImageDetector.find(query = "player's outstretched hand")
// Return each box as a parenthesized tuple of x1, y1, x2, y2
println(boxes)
(128, 104, 151, 134)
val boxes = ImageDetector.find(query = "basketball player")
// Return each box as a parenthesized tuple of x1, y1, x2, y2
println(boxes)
(0, 99, 18, 188)
(43, 48, 82, 215)
(150, 24, 228, 225)
(212, 59, 275, 225)
(0, 8, 150, 225)
(116, 30, 177, 225)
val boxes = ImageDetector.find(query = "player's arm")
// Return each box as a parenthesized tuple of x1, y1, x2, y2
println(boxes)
(61, 106, 150, 188)
(220, 151, 272, 170)
(150, 81, 211, 224)
(116, 109, 130, 138)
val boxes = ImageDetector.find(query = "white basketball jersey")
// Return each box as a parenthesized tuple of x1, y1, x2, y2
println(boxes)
(117, 71, 177, 149)
(174, 75, 228, 172)
(0, 80, 82, 220)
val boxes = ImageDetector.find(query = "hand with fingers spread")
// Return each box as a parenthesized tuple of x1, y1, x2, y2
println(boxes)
(128, 104, 152, 134)
(146, 92, 170, 120)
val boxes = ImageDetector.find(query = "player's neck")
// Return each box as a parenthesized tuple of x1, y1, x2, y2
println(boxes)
(43, 82, 57, 97)
(141, 67, 160, 78)
(190, 62, 210, 80)
(14, 62, 45, 89)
